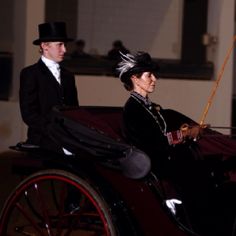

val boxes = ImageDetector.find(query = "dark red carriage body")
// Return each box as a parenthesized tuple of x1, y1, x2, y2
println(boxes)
(1, 106, 236, 236)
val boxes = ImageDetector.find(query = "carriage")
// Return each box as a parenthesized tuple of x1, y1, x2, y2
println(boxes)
(1, 105, 236, 236)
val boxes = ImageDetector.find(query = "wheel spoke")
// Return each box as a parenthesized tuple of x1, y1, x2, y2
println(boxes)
(16, 202, 45, 235)
(33, 182, 54, 236)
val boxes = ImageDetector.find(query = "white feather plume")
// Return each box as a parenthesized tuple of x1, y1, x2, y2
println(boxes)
(117, 51, 136, 79)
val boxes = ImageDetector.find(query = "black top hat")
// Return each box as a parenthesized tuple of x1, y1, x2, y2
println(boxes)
(117, 51, 159, 83)
(33, 22, 73, 45)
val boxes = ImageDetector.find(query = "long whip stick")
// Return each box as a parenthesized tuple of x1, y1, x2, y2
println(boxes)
(199, 35, 236, 126)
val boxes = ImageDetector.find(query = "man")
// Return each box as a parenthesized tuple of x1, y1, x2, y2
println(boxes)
(19, 22, 79, 151)
(71, 39, 91, 59)
(107, 40, 130, 61)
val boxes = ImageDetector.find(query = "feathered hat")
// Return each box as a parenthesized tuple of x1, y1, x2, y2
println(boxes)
(117, 51, 159, 82)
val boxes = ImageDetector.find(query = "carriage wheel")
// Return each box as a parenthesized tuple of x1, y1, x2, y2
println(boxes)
(0, 169, 118, 236)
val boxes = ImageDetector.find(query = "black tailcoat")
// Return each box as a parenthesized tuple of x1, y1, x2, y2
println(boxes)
(19, 59, 79, 150)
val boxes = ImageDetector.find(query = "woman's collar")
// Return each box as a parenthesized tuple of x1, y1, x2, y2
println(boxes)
(131, 91, 152, 107)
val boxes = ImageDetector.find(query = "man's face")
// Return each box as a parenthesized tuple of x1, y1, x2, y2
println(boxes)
(41, 42, 67, 62)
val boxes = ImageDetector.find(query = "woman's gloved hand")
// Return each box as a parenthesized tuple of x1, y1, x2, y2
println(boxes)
(180, 123, 202, 141)
(167, 123, 206, 145)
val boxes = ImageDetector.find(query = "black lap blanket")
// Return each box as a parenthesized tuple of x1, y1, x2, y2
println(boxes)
(48, 106, 151, 179)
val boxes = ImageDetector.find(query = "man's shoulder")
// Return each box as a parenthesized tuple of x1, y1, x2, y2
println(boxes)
(60, 66, 75, 78)
(21, 61, 41, 73)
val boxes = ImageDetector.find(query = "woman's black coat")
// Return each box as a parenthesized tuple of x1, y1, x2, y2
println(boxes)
(123, 96, 196, 177)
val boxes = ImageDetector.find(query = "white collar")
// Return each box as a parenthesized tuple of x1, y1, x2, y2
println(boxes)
(41, 56, 59, 69)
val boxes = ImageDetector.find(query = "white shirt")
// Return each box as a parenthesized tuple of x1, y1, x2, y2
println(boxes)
(41, 56, 61, 84)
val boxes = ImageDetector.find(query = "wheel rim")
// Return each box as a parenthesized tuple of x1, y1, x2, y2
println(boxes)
(0, 170, 116, 236)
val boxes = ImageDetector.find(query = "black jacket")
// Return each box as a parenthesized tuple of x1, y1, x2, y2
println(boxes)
(123, 96, 195, 177)
(19, 59, 79, 150)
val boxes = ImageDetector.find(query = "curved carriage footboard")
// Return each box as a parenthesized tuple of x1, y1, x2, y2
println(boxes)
(48, 106, 151, 179)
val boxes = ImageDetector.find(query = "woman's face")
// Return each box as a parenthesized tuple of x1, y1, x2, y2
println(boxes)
(132, 72, 157, 97)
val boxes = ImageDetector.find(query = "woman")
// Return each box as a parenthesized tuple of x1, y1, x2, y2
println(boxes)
(117, 51, 200, 177)
(117, 52, 223, 235)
